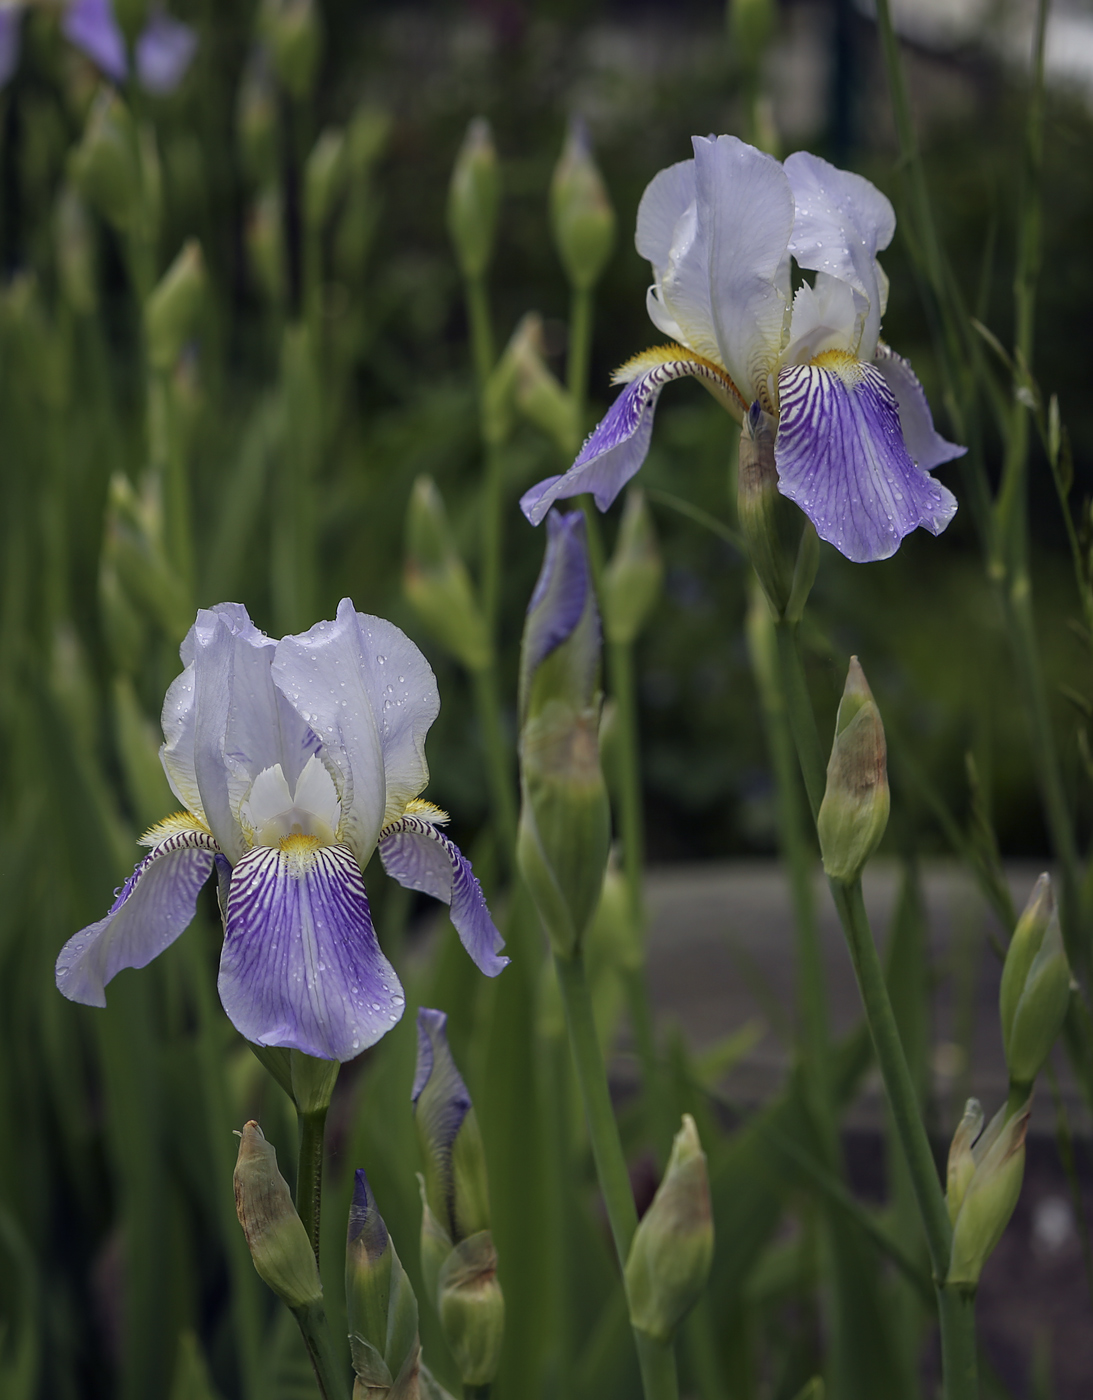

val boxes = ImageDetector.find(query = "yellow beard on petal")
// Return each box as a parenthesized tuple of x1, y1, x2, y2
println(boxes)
(278, 831, 323, 875)
(139, 811, 213, 847)
(810, 348, 866, 389)
(612, 343, 748, 416)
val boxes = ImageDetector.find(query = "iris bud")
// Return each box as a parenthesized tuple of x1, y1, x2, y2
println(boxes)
(412, 1010, 504, 1388)
(145, 239, 205, 370)
(817, 658, 890, 882)
(602, 488, 663, 646)
(447, 118, 500, 281)
(403, 476, 491, 672)
(550, 116, 616, 292)
(485, 312, 577, 454)
(945, 1097, 984, 1226)
(233, 1122, 322, 1308)
(624, 1115, 714, 1342)
(737, 403, 802, 617)
(947, 1100, 1030, 1288)
(517, 511, 611, 958)
(237, 54, 278, 185)
(70, 89, 141, 233)
(346, 1170, 422, 1398)
(304, 128, 346, 232)
(246, 187, 286, 306)
(999, 874, 1071, 1092)
(259, 0, 322, 100)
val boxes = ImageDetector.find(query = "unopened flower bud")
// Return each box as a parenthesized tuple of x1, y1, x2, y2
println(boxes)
(403, 476, 491, 672)
(233, 1121, 322, 1308)
(413, 1010, 491, 1246)
(737, 403, 802, 617)
(947, 1100, 1030, 1288)
(437, 1231, 505, 1387)
(259, 0, 322, 100)
(999, 874, 1071, 1091)
(346, 1170, 421, 1397)
(602, 488, 663, 646)
(70, 88, 141, 233)
(518, 511, 611, 957)
(485, 312, 576, 453)
(144, 239, 204, 370)
(447, 118, 500, 281)
(946, 1097, 984, 1226)
(246, 187, 286, 305)
(625, 1115, 714, 1342)
(304, 128, 346, 231)
(550, 116, 616, 292)
(817, 658, 890, 882)
(237, 53, 278, 184)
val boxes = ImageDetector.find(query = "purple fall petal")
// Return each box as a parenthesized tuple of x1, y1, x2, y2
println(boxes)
(136, 7, 197, 95)
(56, 825, 217, 1005)
(219, 842, 405, 1061)
(413, 1007, 472, 1230)
(774, 357, 958, 563)
(379, 816, 507, 977)
(871, 343, 966, 472)
(63, 0, 128, 81)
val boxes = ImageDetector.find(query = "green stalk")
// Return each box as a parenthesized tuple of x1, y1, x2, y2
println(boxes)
(470, 663, 518, 865)
(773, 621, 978, 1400)
(553, 951, 679, 1400)
(296, 1107, 328, 1264)
(566, 286, 594, 432)
(291, 1299, 351, 1400)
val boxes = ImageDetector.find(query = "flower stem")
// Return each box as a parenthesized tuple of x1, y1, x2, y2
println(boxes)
(291, 1299, 350, 1400)
(471, 662, 518, 866)
(567, 286, 594, 436)
(938, 1285, 978, 1399)
(296, 1106, 328, 1264)
(553, 951, 679, 1400)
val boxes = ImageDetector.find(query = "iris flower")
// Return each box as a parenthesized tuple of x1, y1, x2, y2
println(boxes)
(0, 1, 197, 95)
(56, 601, 507, 1061)
(521, 135, 963, 564)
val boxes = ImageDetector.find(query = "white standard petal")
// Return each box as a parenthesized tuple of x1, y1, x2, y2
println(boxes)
(871, 343, 967, 472)
(784, 151, 895, 362)
(636, 157, 696, 272)
(56, 821, 218, 1006)
(272, 600, 439, 867)
(379, 807, 507, 977)
(785, 273, 860, 366)
(774, 353, 958, 563)
(159, 663, 204, 819)
(647, 196, 723, 367)
(694, 134, 794, 404)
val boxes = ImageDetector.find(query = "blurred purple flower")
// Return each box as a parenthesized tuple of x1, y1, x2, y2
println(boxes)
(135, 6, 197, 95)
(63, 0, 128, 81)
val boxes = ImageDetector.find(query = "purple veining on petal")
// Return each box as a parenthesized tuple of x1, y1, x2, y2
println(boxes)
(0, 10, 22, 89)
(871, 343, 967, 473)
(520, 369, 666, 525)
(774, 358, 958, 564)
(63, 0, 128, 81)
(56, 826, 218, 1006)
(135, 7, 197, 95)
(218, 842, 405, 1061)
(379, 817, 508, 977)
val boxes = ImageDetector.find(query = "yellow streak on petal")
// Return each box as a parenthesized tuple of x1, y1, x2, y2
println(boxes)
(403, 799, 449, 823)
(278, 831, 323, 875)
(611, 342, 748, 414)
(810, 348, 866, 389)
(139, 811, 213, 847)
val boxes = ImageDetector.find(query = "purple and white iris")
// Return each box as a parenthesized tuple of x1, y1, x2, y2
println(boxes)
(520, 135, 964, 564)
(56, 600, 507, 1061)
(0, 1, 197, 94)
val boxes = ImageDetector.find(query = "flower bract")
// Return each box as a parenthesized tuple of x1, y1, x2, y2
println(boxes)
(521, 135, 964, 564)
(56, 600, 507, 1061)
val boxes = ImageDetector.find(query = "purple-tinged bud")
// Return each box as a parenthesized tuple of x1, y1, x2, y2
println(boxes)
(447, 118, 500, 281)
(817, 658, 889, 882)
(233, 1121, 322, 1308)
(346, 1170, 421, 1398)
(624, 1115, 714, 1342)
(550, 115, 616, 292)
(999, 874, 1071, 1091)
(517, 511, 611, 957)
